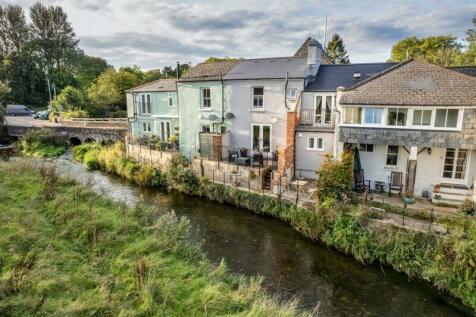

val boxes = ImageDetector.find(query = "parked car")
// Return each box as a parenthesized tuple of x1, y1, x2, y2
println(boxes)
(6, 104, 35, 116)
(33, 110, 49, 120)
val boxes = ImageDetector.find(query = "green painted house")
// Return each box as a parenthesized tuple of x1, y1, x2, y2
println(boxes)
(126, 79, 178, 141)
(177, 61, 238, 158)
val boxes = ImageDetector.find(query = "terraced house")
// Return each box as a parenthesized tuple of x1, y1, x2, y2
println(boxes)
(126, 79, 178, 141)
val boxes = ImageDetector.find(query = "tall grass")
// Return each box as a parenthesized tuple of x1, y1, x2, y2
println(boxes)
(0, 160, 315, 316)
(18, 129, 67, 158)
(72, 143, 476, 312)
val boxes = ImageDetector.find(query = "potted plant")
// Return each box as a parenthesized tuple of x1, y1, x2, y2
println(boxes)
(403, 191, 415, 204)
(159, 141, 167, 151)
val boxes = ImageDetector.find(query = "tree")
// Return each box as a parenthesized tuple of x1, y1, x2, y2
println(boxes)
(0, 4, 30, 57)
(74, 53, 111, 89)
(161, 64, 190, 79)
(0, 80, 11, 107)
(325, 33, 350, 64)
(51, 85, 87, 112)
(142, 69, 162, 84)
(87, 68, 142, 117)
(458, 16, 476, 66)
(29, 2, 79, 91)
(389, 36, 462, 66)
(315, 151, 354, 203)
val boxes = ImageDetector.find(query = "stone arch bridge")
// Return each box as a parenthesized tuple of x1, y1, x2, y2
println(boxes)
(4, 117, 127, 145)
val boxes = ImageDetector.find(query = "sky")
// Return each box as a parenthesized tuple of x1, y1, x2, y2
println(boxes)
(5, 0, 476, 70)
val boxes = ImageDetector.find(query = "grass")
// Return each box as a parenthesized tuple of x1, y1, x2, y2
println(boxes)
(73, 143, 476, 313)
(0, 160, 314, 317)
(19, 129, 66, 158)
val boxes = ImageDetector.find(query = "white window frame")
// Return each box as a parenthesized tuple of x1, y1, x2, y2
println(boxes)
(314, 94, 334, 124)
(142, 121, 152, 134)
(387, 107, 409, 126)
(434, 108, 460, 129)
(441, 148, 471, 183)
(363, 107, 384, 125)
(411, 109, 433, 127)
(307, 137, 324, 151)
(288, 88, 298, 99)
(141, 94, 151, 114)
(343, 106, 363, 124)
(252, 86, 264, 109)
(200, 88, 211, 109)
(158, 120, 172, 141)
(385, 145, 399, 167)
(250, 124, 272, 152)
(168, 93, 174, 107)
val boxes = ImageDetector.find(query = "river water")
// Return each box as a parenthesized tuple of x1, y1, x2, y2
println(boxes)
(46, 154, 468, 317)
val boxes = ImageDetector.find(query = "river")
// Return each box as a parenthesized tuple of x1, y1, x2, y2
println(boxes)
(45, 154, 468, 317)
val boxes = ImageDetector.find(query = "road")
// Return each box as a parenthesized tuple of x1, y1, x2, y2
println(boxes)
(4, 116, 62, 128)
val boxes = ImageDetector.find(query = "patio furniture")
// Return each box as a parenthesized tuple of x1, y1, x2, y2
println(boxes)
(374, 181, 385, 194)
(228, 149, 239, 163)
(388, 171, 404, 197)
(237, 156, 251, 166)
(239, 148, 248, 157)
(354, 169, 371, 192)
(252, 152, 264, 167)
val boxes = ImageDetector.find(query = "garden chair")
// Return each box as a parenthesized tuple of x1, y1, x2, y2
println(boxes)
(388, 171, 403, 197)
(354, 169, 371, 192)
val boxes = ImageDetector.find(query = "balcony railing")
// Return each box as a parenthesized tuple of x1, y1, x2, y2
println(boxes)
(299, 109, 334, 128)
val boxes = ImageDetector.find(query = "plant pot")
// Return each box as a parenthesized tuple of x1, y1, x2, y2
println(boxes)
(403, 196, 415, 204)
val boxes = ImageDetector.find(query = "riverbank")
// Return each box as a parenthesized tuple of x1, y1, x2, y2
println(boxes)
(0, 160, 314, 316)
(73, 142, 476, 314)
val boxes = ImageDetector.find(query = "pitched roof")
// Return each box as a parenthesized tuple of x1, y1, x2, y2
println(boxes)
(223, 56, 308, 80)
(294, 37, 330, 63)
(305, 63, 396, 92)
(127, 79, 177, 93)
(179, 60, 239, 82)
(339, 59, 476, 107)
(448, 66, 476, 77)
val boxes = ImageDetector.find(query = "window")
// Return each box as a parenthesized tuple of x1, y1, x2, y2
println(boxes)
(201, 124, 211, 133)
(443, 149, 467, 179)
(168, 93, 174, 107)
(412, 109, 432, 126)
(141, 94, 151, 114)
(386, 145, 399, 166)
(252, 87, 264, 108)
(159, 121, 171, 141)
(344, 107, 362, 124)
(307, 137, 323, 150)
(387, 108, 408, 126)
(142, 122, 151, 133)
(315, 95, 332, 124)
(435, 109, 458, 128)
(201, 88, 211, 108)
(220, 126, 227, 134)
(359, 144, 374, 152)
(364, 107, 383, 124)
(251, 124, 271, 151)
(288, 88, 297, 99)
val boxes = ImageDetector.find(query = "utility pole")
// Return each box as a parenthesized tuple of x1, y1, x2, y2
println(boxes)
(176, 61, 180, 79)
(323, 17, 328, 48)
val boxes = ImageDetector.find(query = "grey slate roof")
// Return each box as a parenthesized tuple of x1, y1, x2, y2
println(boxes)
(127, 79, 177, 93)
(223, 57, 308, 80)
(448, 66, 476, 77)
(340, 59, 476, 107)
(179, 60, 239, 82)
(305, 63, 396, 92)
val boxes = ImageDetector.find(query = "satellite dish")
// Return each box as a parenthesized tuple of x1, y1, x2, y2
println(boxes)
(225, 112, 235, 119)
(208, 114, 219, 121)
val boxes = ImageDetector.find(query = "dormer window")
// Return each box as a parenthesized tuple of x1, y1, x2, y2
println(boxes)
(353, 72, 361, 79)
(252, 87, 264, 108)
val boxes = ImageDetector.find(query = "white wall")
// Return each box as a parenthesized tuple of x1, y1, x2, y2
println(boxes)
(226, 79, 303, 151)
(295, 131, 335, 179)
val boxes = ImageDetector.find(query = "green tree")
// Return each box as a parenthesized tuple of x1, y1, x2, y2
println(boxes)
(325, 33, 350, 64)
(0, 4, 30, 57)
(0, 80, 11, 107)
(315, 151, 353, 203)
(29, 2, 79, 92)
(142, 69, 162, 84)
(389, 35, 462, 66)
(51, 85, 87, 112)
(458, 16, 476, 66)
(87, 68, 142, 117)
(74, 53, 111, 88)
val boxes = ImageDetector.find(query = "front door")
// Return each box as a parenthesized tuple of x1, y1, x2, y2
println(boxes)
(159, 121, 171, 141)
(442, 148, 468, 182)
(251, 124, 271, 152)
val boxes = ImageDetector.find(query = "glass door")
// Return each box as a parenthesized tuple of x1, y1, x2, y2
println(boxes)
(315, 95, 332, 124)
(443, 149, 468, 180)
(251, 124, 271, 152)
(159, 121, 171, 141)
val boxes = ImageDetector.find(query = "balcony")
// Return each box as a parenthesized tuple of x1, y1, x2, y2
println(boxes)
(298, 109, 334, 129)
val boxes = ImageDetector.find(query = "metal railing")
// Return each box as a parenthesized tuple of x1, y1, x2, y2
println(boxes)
(299, 109, 334, 128)
(197, 145, 278, 170)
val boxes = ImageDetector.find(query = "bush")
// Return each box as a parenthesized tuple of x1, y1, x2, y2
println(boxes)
(315, 151, 353, 203)
(61, 109, 89, 119)
(19, 129, 67, 158)
(460, 199, 475, 216)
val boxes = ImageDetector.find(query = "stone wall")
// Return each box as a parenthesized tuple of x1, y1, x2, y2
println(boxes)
(339, 108, 476, 149)
(126, 142, 176, 170)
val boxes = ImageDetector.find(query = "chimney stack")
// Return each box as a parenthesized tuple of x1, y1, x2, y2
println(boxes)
(307, 38, 319, 65)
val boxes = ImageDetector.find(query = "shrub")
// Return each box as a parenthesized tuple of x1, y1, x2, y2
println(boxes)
(315, 151, 353, 203)
(19, 129, 67, 158)
(460, 199, 475, 216)
(61, 109, 89, 119)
